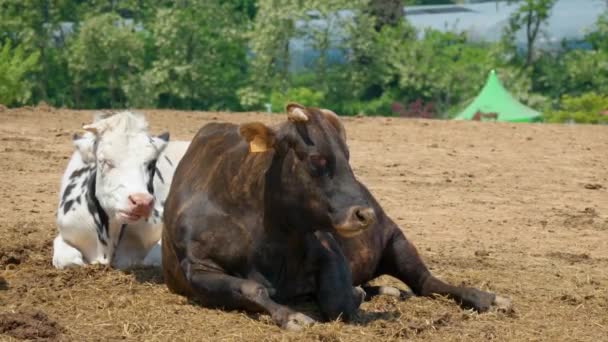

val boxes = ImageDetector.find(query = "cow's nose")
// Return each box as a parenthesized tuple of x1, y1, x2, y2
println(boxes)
(353, 206, 375, 227)
(128, 193, 154, 211)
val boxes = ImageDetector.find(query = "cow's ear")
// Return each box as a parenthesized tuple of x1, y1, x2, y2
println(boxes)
(73, 134, 95, 164)
(286, 102, 309, 122)
(151, 132, 169, 153)
(239, 122, 275, 153)
(83, 120, 108, 135)
(320, 108, 347, 143)
(157, 131, 170, 142)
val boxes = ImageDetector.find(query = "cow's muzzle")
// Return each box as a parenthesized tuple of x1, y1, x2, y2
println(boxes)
(119, 193, 154, 221)
(333, 206, 375, 238)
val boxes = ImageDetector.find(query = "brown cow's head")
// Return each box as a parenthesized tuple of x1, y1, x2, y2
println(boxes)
(239, 103, 375, 237)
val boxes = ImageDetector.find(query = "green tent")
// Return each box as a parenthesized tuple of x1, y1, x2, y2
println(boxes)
(454, 70, 542, 122)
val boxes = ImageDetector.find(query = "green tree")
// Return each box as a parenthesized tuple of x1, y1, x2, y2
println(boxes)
(367, 0, 404, 31)
(504, 0, 556, 67)
(382, 29, 495, 115)
(75, 0, 160, 22)
(67, 13, 145, 108)
(145, 1, 247, 110)
(248, 0, 302, 96)
(299, 0, 374, 95)
(247, 0, 400, 114)
(0, 0, 77, 104)
(403, 0, 456, 4)
(228, 0, 258, 20)
(544, 93, 608, 124)
(586, 11, 608, 51)
(531, 10, 608, 101)
(0, 40, 40, 106)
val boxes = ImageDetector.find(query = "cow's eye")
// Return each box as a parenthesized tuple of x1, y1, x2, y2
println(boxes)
(309, 154, 327, 177)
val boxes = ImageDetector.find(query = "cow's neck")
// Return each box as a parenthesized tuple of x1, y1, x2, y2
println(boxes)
(85, 168, 123, 251)
(262, 154, 294, 235)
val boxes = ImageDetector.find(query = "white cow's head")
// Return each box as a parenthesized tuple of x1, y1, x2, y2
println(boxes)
(74, 111, 169, 224)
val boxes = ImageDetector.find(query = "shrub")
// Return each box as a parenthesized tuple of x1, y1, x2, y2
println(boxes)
(544, 93, 608, 124)
(0, 40, 40, 107)
(270, 87, 325, 112)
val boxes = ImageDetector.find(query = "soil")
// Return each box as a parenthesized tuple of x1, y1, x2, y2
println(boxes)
(1, 107, 607, 341)
(0, 311, 64, 341)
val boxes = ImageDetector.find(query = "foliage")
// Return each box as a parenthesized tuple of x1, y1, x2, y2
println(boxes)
(382, 28, 497, 116)
(247, 0, 302, 94)
(367, 0, 404, 31)
(0, 0, 606, 124)
(0, 40, 40, 106)
(270, 87, 325, 112)
(144, 2, 247, 110)
(75, 0, 160, 21)
(543, 93, 608, 124)
(0, 0, 77, 104)
(67, 13, 144, 108)
(229, 0, 259, 20)
(504, 0, 556, 66)
(586, 10, 608, 51)
(530, 48, 608, 103)
(403, 0, 456, 4)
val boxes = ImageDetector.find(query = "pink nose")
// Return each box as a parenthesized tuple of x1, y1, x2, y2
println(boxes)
(128, 193, 154, 217)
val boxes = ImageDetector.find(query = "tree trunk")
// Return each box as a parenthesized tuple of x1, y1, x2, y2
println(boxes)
(526, 13, 542, 67)
(36, 0, 50, 102)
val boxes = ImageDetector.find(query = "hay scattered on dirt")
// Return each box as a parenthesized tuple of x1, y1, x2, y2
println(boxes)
(1, 107, 607, 341)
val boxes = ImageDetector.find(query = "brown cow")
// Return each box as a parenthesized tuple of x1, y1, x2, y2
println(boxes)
(162, 103, 510, 330)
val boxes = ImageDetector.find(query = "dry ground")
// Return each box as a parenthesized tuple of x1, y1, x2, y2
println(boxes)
(0, 106, 607, 341)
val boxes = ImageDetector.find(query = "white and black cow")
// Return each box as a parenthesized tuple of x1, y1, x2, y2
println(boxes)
(52, 111, 189, 269)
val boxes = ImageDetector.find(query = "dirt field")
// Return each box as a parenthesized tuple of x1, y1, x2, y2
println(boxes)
(0, 106, 607, 341)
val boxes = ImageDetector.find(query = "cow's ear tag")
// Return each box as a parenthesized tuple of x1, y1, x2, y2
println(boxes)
(240, 122, 275, 154)
(249, 135, 268, 153)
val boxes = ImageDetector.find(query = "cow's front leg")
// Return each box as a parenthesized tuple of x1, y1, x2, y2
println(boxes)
(142, 240, 162, 267)
(313, 232, 363, 322)
(52, 235, 85, 269)
(379, 228, 511, 312)
(98, 223, 126, 268)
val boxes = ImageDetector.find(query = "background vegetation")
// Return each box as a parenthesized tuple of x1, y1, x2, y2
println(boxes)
(1, 0, 607, 123)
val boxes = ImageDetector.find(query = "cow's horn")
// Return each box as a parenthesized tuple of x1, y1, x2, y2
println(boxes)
(286, 103, 309, 122)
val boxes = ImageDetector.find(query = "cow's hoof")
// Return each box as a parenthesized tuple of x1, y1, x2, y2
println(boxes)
(492, 295, 513, 313)
(459, 288, 495, 312)
(282, 312, 316, 331)
(353, 286, 366, 306)
(362, 285, 413, 301)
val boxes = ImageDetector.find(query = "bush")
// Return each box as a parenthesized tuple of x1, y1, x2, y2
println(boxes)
(543, 93, 608, 124)
(0, 40, 39, 107)
(270, 87, 325, 113)
(67, 13, 144, 109)
(237, 86, 268, 111)
(340, 91, 396, 116)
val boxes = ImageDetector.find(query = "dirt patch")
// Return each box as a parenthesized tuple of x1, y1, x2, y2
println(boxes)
(547, 252, 592, 264)
(584, 183, 603, 190)
(0, 108, 607, 341)
(554, 207, 608, 231)
(0, 311, 64, 341)
(0, 246, 29, 268)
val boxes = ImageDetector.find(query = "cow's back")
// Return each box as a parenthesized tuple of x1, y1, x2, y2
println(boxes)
(164, 122, 243, 217)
